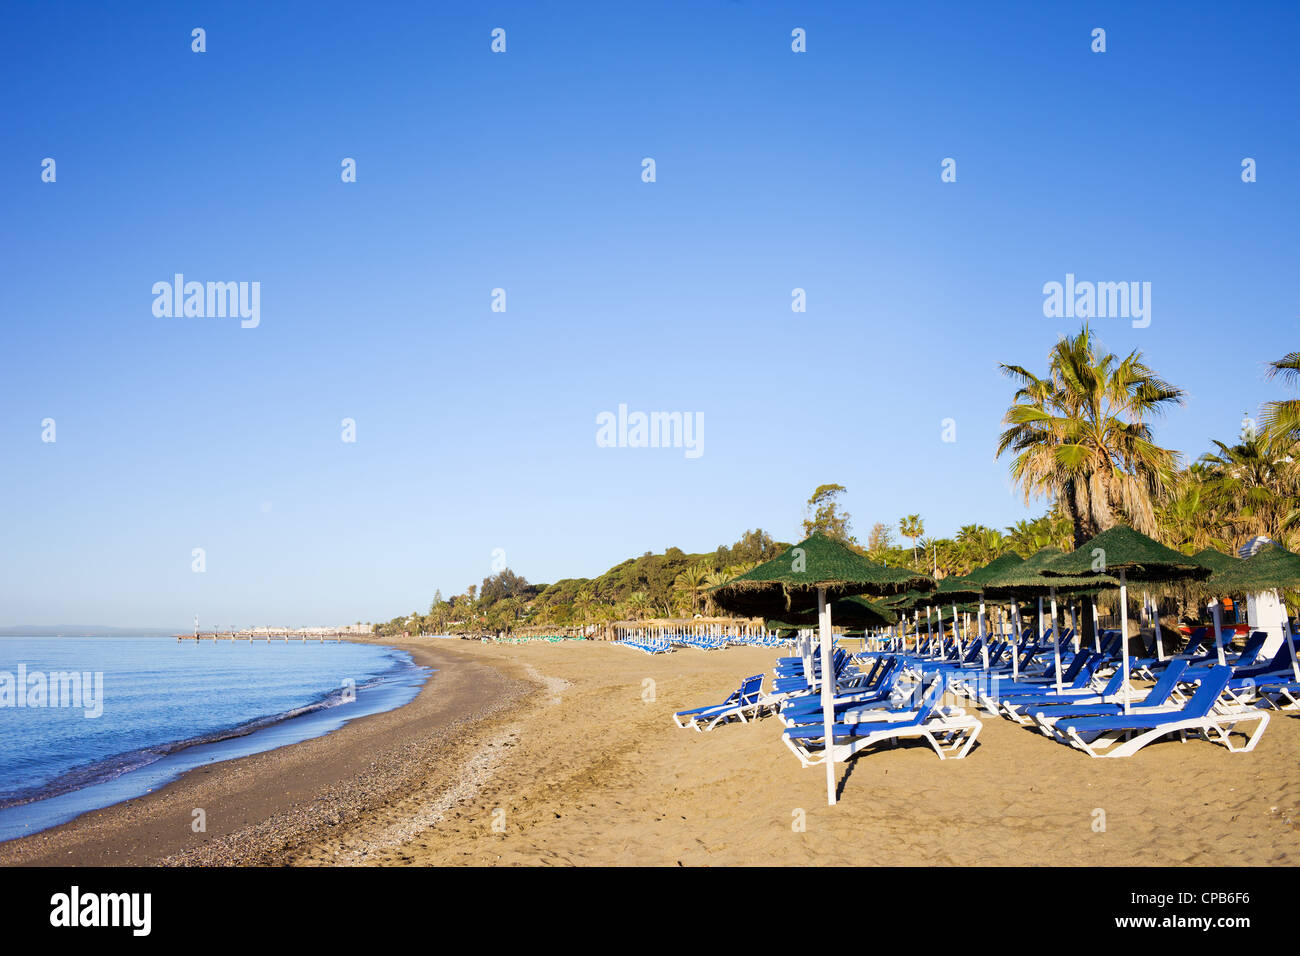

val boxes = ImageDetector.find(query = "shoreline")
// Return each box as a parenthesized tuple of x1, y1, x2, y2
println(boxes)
(0, 638, 533, 866)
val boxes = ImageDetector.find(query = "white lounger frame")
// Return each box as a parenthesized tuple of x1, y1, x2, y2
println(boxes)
(783, 711, 982, 768)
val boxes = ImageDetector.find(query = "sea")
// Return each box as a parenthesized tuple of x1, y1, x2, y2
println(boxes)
(0, 635, 429, 843)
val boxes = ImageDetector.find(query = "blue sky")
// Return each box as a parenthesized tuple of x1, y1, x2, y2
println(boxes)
(2, 1, 1297, 627)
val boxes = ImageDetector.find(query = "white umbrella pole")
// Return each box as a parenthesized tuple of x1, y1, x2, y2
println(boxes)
(817, 587, 837, 807)
(952, 603, 963, 656)
(1148, 592, 1165, 661)
(1210, 599, 1226, 666)
(1119, 571, 1131, 716)
(1050, 587, 1062, 694)
(1279, 589, 1300, 684)
(1037, 596, 1044, 644)
(935, 605, 945, 659)
(925, 606, 933, 655)
(1010, 603, 1022, 681)
(1092, 600, 1101, 652)
(978, 595, 988, 669)
(1069, 602, 1080, 652)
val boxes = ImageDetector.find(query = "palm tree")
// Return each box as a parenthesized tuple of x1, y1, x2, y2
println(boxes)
(1156, 464, 1227, 554)
(899, 514, 924, 565)
(1261, 351, 1300, 454)
(702, 570, 734, 614)
(997, 327, 1185, 548)
(916, 536, 939, 575)
(625, 591, 651, 620)
(1199, 436, 1294, 549)
(1261, 350, 1300, 542)
(673, 564, 709, 615)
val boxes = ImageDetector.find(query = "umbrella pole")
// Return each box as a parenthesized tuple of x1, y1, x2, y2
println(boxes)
(925, 606, 933, 655)
(1037, 596, 1044, 645)
(1278, 589, 1300, 684)
(1119, 571, 1131, 716)
(978, 595, 988, 669)
(935, 605, 945, 659)
(1050, 587, 1062, 694)
(1210, 599, 1226, 667)
(1092, 600, 1101, 652)
(1010, 603, 1022, 681)
(1069, 602, 1080, 653)
(817, 587, 837, 807)
(952, 603, 962, 657)
(1150, 592, 1165, 661)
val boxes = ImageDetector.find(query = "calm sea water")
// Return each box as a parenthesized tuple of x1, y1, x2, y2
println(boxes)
(0, 636, 429, 843)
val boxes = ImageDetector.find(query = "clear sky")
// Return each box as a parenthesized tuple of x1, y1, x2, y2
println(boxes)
(2, 1, 1297, 628)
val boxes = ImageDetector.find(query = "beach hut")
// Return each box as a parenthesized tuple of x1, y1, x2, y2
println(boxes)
(709, 533, 931, 806)
(1041, 526, 1210, 714)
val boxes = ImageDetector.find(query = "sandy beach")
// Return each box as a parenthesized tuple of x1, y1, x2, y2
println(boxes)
(4, 638, 1298, 867)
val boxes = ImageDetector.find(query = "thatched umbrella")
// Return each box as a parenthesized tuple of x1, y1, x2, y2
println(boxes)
(1204, 544, 1300, 681)
(1189, 547, 1242, 665)
(774, 595, 898, 631)
(983, 548, 1117, 690)
(934, 553, 1025, 669)
(710, 533, 932, 805)
(1041, 526, 1210, 713)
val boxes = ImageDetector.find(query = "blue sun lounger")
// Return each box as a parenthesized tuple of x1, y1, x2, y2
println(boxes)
(673, 673, 765, 731)
(996, 667, 1128, 723)
(1052, 666, 1269, 758)
(1025, 659, 1192, 733)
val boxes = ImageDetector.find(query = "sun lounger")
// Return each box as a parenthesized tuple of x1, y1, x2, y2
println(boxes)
(673, 673, 765, 731)
(1052, 666, 1269, 758)
(1026, 659, 1192, 734)
(781, 679, 981, 767)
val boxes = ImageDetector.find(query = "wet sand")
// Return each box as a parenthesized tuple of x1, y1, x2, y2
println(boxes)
(4, 638, 1298, 866)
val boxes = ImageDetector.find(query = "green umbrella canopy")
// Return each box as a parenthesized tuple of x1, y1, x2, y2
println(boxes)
(881, 589, 934, 612)
(709, 533, 933, 619)
(934, 552, 1025, 600)
(935, 573, 982, 600)
(774, 595, 899, 630)
(1192, 547, 1240, 574)
(1041, 525, 1211, 584)
(1207, 543, 1300, 594)
(983, 547, 1117, 597)
(1166, 546, 1243, 601)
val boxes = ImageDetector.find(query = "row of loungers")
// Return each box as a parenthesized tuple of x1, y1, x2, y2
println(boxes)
(616, 633, 794, 655)
(672, 624, 1295, 769)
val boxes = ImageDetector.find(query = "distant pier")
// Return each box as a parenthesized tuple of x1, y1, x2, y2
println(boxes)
(176, 630, 349, 643)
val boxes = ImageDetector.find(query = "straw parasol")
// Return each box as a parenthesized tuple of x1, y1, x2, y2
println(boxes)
(1042, 526, 1210, 713)
(983, 547, 1116, 689)
(775, 595, 899, 631)
(710, 533, 932, 805)
(1204, 544, 1300, 681)
(1186, 547, 1243, 665)
(933, 553, 1025, 669)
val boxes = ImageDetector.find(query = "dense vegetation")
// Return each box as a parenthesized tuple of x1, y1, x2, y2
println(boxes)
(376, 330, 1298, 636)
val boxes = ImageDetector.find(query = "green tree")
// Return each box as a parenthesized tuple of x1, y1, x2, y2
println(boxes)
(802, 484, 855, 543)
(899, 514, 924, 564)
(997, 326, 1185, 548)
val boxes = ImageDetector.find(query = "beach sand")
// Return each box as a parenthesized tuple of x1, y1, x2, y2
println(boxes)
(4, 638, 1299, 866)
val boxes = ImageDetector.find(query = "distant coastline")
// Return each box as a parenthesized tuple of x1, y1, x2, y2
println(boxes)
(0, 626, 180, 638)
